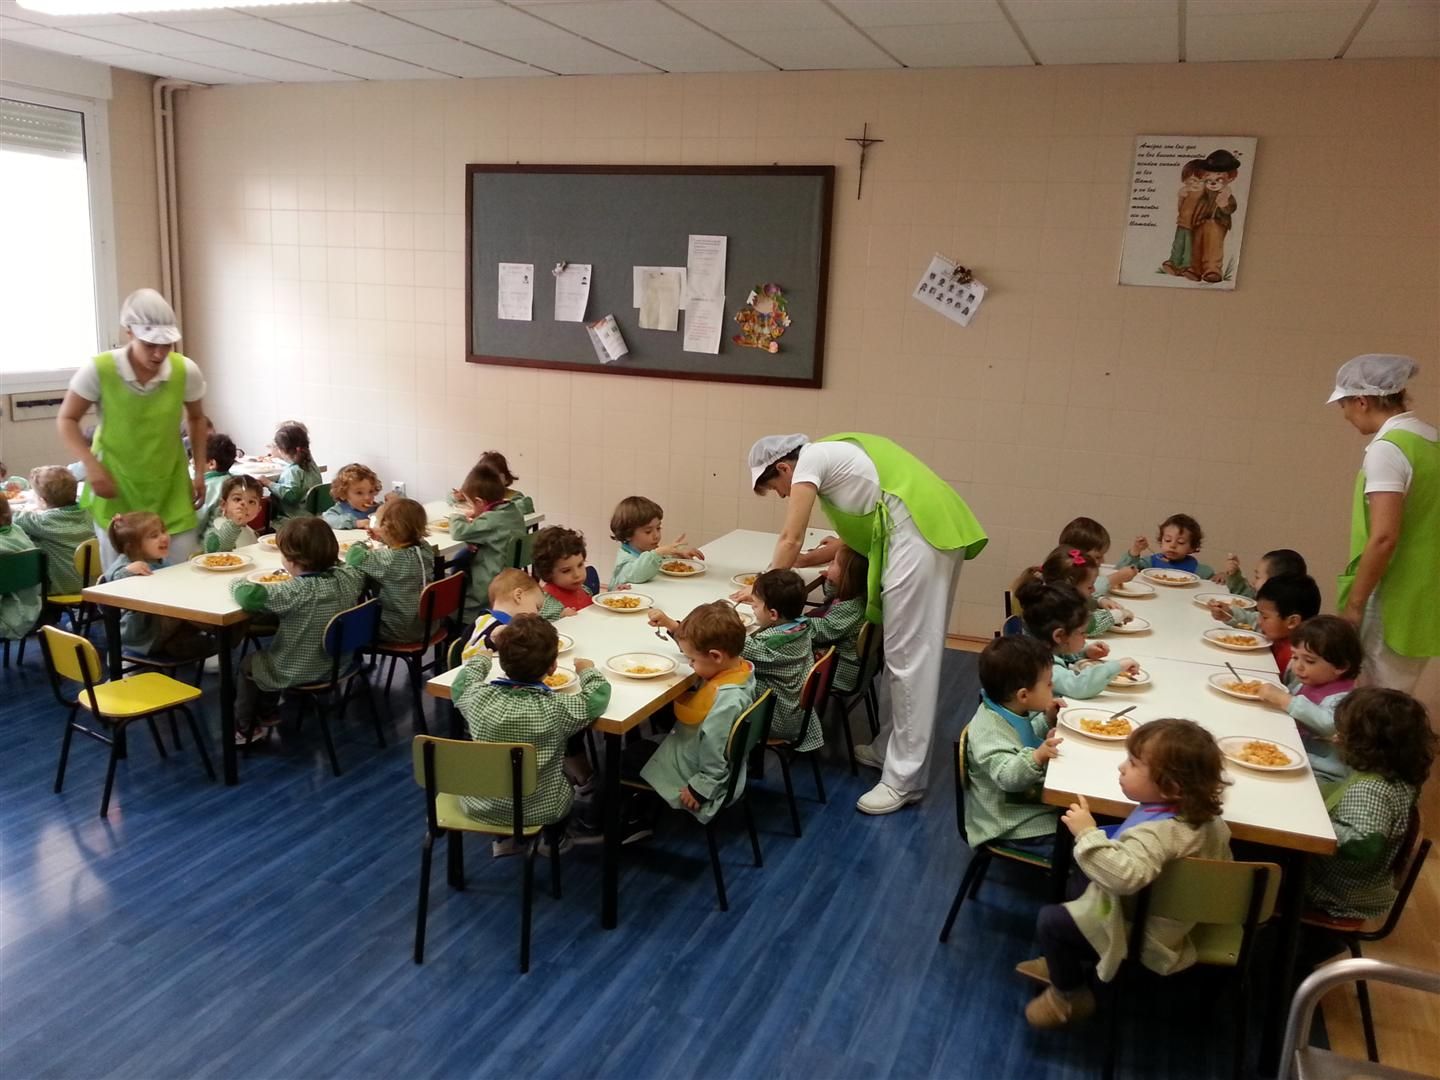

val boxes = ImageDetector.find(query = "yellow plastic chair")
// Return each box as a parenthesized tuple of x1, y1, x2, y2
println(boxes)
(41, 624, 214, 818)
(43, 538, 100, 637)
(411, 735, 566, 973)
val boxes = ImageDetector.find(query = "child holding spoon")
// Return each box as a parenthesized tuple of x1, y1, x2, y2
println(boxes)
(1016, 581, 1141, 698)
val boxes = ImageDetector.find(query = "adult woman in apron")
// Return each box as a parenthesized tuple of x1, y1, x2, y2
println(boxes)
(746, 434, 987, 815)
(56, 289, 210, 568)
(1330, 354, 1439, 694)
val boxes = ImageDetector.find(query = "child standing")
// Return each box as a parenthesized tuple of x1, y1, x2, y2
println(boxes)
(1256, 615, 1362, 782)
(1023, 719, 1232, 1028)
(461, 568, 544, 660)
(451, 614, 610, 853)
(197, 433, 239, 536)
(608, 496, 703, 586)
(1118, 514, 1213, 579)
(229, 517, 364, 742)
(203, 475, 262, 553)
(14, 466, 94, 596)
(1017, 581, 1139, 699)
(532, 526, 596, 618)
(1211, 573, 1321, 673)
(344, 497, 435, 644)
(964, 635, 1063, 852)
(105, 512, 213, 662)
(1057, 517, 1137, 597)
(1214, 547, 1306, 599)
(260, 422, 322, 523)
(0, 496, 42, 643)
(449, 463, 526, 624)
(807, 545, 868, 693)
(322, 463, 381, 530)
(1306, 688, 1435, 920)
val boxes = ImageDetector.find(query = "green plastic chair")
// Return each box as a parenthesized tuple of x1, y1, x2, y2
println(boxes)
(1105, 856, 1282, 1080)
(411, 734, 566, 973)
(303, 483, 336, 515)
(0, 547, 47, 668)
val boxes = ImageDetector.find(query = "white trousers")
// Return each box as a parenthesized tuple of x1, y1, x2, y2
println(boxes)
(1360, 591, 1431, 695)
(875, 499, 965, 793)
(95, 522, 200, 573)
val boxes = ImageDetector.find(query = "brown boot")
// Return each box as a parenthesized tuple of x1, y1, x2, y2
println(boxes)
(1014, 957, 1051, 985)
(1025, 986, 1096, 1029)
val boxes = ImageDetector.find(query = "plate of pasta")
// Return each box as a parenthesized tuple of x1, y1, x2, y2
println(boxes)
(555, 633, 574, 654)
(1139, 568, 1200, 587)
(1106, 616, 1151, 634)
(1203, 628, 1270, 652)
(190, 552, 253, 572)
(541, 668, 578, 692)
(1108, 580, 1155, 598)
(259, 535, 280, 549)
(1108, 668, 1151, 688)
(1058, 707, 1139, 742)
(730, 573, 760, 588)
(246, 567, 292, 585)
(1216, 736, 1305, 772)
(659, 559, 705, 577)
(594, 592, 653, 613)
(1206, 672, 1283, 701)
(1194, 592, 1256, 611)
(605, 653, 677, 680)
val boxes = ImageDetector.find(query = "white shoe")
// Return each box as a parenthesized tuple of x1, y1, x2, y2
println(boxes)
(852, 742, 884, 771)
(856, 781, 923, 815)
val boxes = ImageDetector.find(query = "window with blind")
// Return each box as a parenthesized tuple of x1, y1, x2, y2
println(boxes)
(0, 95, 104, 378)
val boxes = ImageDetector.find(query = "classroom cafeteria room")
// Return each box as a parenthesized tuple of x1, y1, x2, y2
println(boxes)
(1, 1, 1438, 1078)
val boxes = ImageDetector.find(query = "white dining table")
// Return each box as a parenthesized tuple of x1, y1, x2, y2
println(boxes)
(419, 500, 544, 535)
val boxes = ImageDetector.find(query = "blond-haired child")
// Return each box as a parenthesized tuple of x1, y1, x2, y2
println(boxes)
(15, 466, 94, 596)
(106, 512, 213, 662)
(461, 568, 545, 660)
(323, 462, 382, 530)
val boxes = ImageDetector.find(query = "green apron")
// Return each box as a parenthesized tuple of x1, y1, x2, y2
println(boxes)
(80, 350, 197, 535)
(814, 433, 987, 622)
(1337, 429, 1440, 658)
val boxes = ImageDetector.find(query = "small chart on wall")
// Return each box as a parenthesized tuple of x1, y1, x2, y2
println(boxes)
(1118, 135, 1257, 291)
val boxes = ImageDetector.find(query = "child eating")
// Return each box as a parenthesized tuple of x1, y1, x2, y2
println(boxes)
(964, 635, 1063, 852)
(1119, 514, 1213, 579)
(1016, 581, 1139, 699)
(322, 463, 381, 530)
(1015, 547, 1133, 636)
(1022, 719, 1232, 1028)
(1057, 517, 1137, 596)
(461, 568, 544, 660)
(260, 422, 322, 523)
(608, 496, 703, 586)
(14, 466, 94, 597)
(450, 462, 526, 624)
(1215, 547, 1306, 600)
(197, 433, 239, 536)
(477, 450, 534, 515)
(532, 526, 596, 618)
(203, 475, 262, 553)
(1255, 614, 1362, 781)
(345, 497, 435, 644)
(106, 512, 213, 663)
(807, 545, 868, 693)
(1211, 572, 1320, 672)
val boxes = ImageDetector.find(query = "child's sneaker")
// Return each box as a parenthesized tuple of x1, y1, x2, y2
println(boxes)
(622, 818, 654, 845)
(1014, 957, 1051, 985)
(1024, 986, 1095, 1029)
(491, 837, 531, 858)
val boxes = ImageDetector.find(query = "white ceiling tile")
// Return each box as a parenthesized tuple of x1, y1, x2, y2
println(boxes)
(86, 49, 264, 83)
(1010, 1, 1178, 65)
(233, 2, 358, 16)
(729, 27, 900, 70)
(278, 9, 456, 45)
(0, 25, 131, 55)
(491, 35, 654, 73)
(670, 0, 850, 33)
(614, 33, 774, 72)
(0, 1, 132, 28)
(159, 15, 337, 53)
(831, 0, 1006, 28)
(373, 38, 543, 76)
(52, 20, 226, 53)
(1007, 0, 1170, 19)
(288, 43, 453, 78)
(1346, 0, 1440, 58)
(1188, 0, 1370, 62)
(869, 20, 1032, 67)
(361, 0, 477, 11)
(393, 2, 557, 41)
(181, 47, 346, 80)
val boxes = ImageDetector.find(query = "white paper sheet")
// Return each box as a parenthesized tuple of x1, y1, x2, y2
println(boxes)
(553, 263, 591, 322)
(638, 269, 681, 331)
(497, 262, 534, 321)
(587, 314, 628, 363)
(911, 253, 986, 327)
(632, 266, 687, 310)
(682, 297, 725, 354)
(684, 234, 727, 301)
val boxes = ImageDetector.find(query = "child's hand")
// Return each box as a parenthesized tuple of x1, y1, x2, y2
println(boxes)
(662, 535, 703, 560)
(561, 607, 578, 618)
(1210, 572, 1228, 584)
(1097, 597, 1120, 610)
(1084, 642, 1110, 660)
(730, 586, 755, 605)
(1108, 566, 1137, 586)
(1225, 552, 1241, 576)
(1062, 795, 1096, 837)
(1207, 601, 1233, 622)
(1115, 606, 1133, 625)
(648, 610, 679, 632)
(258, 476, 273, 488)
(1032, 729, 1063, 765)
(679, 786, 701, 812)
(574, 658, 594, 673)
(356, 516, 370, 529)
(1129, 535, 1149, 557)
(1256, 684, 1291, 709)
(616, 583, 632, 591)
(1047, 698, 1066, 724)
(127, 561, 152, 576)
(1116, 658, 1140, 676)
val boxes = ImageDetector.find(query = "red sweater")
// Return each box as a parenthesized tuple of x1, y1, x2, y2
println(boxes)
(543, 582, 593, 611)
(1272, 639, 1292, 676)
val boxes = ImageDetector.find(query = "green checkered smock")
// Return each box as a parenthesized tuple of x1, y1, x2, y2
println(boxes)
(450, 501, 525, 624)
(743, 620, 816, 750)
(345, 542, 436, 644)
(14, 503, 94, 595)
(808, 596, 865, 693)
(203, 516, 257, 553)
(1306, 774, 1418, 920)
(231, 564, 365, 691)
(269, 462, 323, 522)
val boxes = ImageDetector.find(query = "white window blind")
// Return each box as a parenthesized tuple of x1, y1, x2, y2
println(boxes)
(0, 97, 86, 159)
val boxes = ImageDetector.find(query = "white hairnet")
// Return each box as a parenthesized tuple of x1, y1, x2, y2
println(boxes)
(1327, 354, 1418, 404)
(120, 288, 180, 344)
(748, 433, 810, 490)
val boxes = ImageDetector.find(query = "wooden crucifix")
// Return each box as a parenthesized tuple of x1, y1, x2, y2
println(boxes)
(845, 122, 883, 200)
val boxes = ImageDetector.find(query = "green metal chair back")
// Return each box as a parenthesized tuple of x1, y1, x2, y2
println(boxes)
(852, 620, 883, 690)
(411, 734, 538, 799)
(0, 548, 44, 594)
(304, 483, 336, 515)
(73, 538, 100, 589)
(722, 690, 773, 804)
(953, 727, 973, 837)
(1147, 858, 1281, 928)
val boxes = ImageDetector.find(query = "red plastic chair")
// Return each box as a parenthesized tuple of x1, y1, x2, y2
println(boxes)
(764, 646, 837, 838)
(374, 572, 466, 736)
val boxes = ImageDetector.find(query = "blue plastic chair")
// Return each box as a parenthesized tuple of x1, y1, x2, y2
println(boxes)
(584, 566, 600, 594)
(1001, 615, 1025, 637)
(284, 597, 385, 776)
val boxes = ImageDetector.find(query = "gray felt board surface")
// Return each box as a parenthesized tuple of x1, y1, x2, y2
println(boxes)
(468, 168, 831, 385)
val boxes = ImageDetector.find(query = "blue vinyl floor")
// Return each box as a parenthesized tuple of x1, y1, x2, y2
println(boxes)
(2, 641, 1268, 1079)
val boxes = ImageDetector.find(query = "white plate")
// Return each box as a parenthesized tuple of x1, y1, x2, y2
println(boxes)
(1109, 669, 1151, 687)
(1107, 616, 1151, 634)
(259, 535, 280, 549)
(1194, 592, 1256, 611)
(541, 667, 578, 692)
(190, 552, 254, 572)
(556, 633, 574, 654)
(246, 567, 292, 586)
(605, 653, 678, 679)
(737, 608, 757, 628)
(1203, 628, 1270, 652)
(593, 591, 653, 613)
(1216, 735, 1306, 772)
(1058, 707, 1140, 742)
(730, 572, 760, 588)
(1206, 672, 1283, 701)
(429, 519, 450, 532)
(1109, 580, 1155, 598)
(1140, 567, 1200, 587)
(659, 558, 706, 578)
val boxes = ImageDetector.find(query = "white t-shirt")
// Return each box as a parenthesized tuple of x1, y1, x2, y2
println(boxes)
(791, 441, 882, 515)
(68, 347, 206, 402)
(1363, 412, 1437, 495)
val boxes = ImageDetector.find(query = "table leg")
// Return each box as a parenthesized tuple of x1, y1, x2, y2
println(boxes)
(217, 624, 238, 786)
(1048, 818, 1074, 903)
(601, 730, 622, 930)
(1258, 850, 1305, 1077)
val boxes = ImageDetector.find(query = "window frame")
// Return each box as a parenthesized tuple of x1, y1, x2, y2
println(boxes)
(0, 81, 119, 393)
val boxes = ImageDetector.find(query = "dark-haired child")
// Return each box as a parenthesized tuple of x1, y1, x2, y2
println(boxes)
(15, 466, 94, 596)
(1119, 513, 1213, 578)
(452, 613, 611, 854)
(532, 526, 597, 618)
(1256, 615, 1362, 782)
(807, 545, 868, 693)
(345, 496, 435, 644)
(198, 432, 239, 535)
(449, 462, 526, 624)
(965, 635, 1063, 851)
(1016, 580, 1139, 699)
(476, 450, 535, 515)
(1058, 516, 1136, 597)
(1214, 547, 1307, 600)
(1213, 572, 1321, 673)
(1016, 546, 1133, 636)
(1022, 719, 1233, 1029)
(1306, 688, 1434, 919)
(260, 422, 322, 523)
(609, 495, 703, 586)
(203, 475, 262, 552)
(107, 511, 213, 662)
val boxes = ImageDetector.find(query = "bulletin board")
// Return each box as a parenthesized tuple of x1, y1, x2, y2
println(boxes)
(466, 164, 834, 388)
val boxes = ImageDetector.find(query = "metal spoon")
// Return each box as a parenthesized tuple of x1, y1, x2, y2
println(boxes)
(1111, 705, 1137, 720)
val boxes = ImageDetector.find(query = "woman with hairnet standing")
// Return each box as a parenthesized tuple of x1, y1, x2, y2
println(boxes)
(745, 433, 987, 815)
(1330, 354, 1439, 693)
(56, 289, 210, 567)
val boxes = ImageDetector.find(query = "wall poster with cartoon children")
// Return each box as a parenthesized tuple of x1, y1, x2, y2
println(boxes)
(1118, 135, 1257, 291)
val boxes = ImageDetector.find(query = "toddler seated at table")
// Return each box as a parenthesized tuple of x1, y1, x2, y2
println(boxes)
(806, 545, 868, 694)
(229, 517, 364, 743)
(532, 526, 598, 618)
(1305, 688, 1434, 921)
(105, 511, 214, 664)
(1016, 580, 1139, 699)
(259, 422, 323, 523)
(203, 475, 262, 553)
(609, 495, 703, 586)
(322, 463, 382, 530)
(450, 463, 526, 624)
(964, 635, 1063, 853)
(1209, 547, 1307, 610)
(1117, 513, 1213, 579)
(1255, 615, 1362, 782)
(1210, 572, 1320, 673)
(15, 466, 94, 597)
(197, 433, 239, 536)
(1057, 517, 1136, 597)
(0, 460, 30, 494)
(1020, 719, 1233, 1029)
(345, 497, 435, 644)
(451, 613, 611, 856)
(0, 496, 42, 643)
(461, 568, 544, 660)
(1015, 547, 1132, 636)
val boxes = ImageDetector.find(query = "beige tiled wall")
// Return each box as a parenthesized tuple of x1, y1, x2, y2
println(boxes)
(175, 59, 1439, 641)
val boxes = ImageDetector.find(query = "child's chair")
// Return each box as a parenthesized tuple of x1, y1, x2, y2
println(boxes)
(411, 734, 567, 973)
(625, 690, 774, 912)
(373, 572, 465, 737)
(825, 621, 883, 774)
(764, 647, 837, 838)
(1104, 857, 1282, 1080)
(40, 624, 214, 818)
(279, 597, 385, 776)
(939, 725, 1053, 942)
(304, 483, 336, 515)
(43, 538, 100, 638)
(1, 547, 47, 668)
(1300, 809, 1431, 1063)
